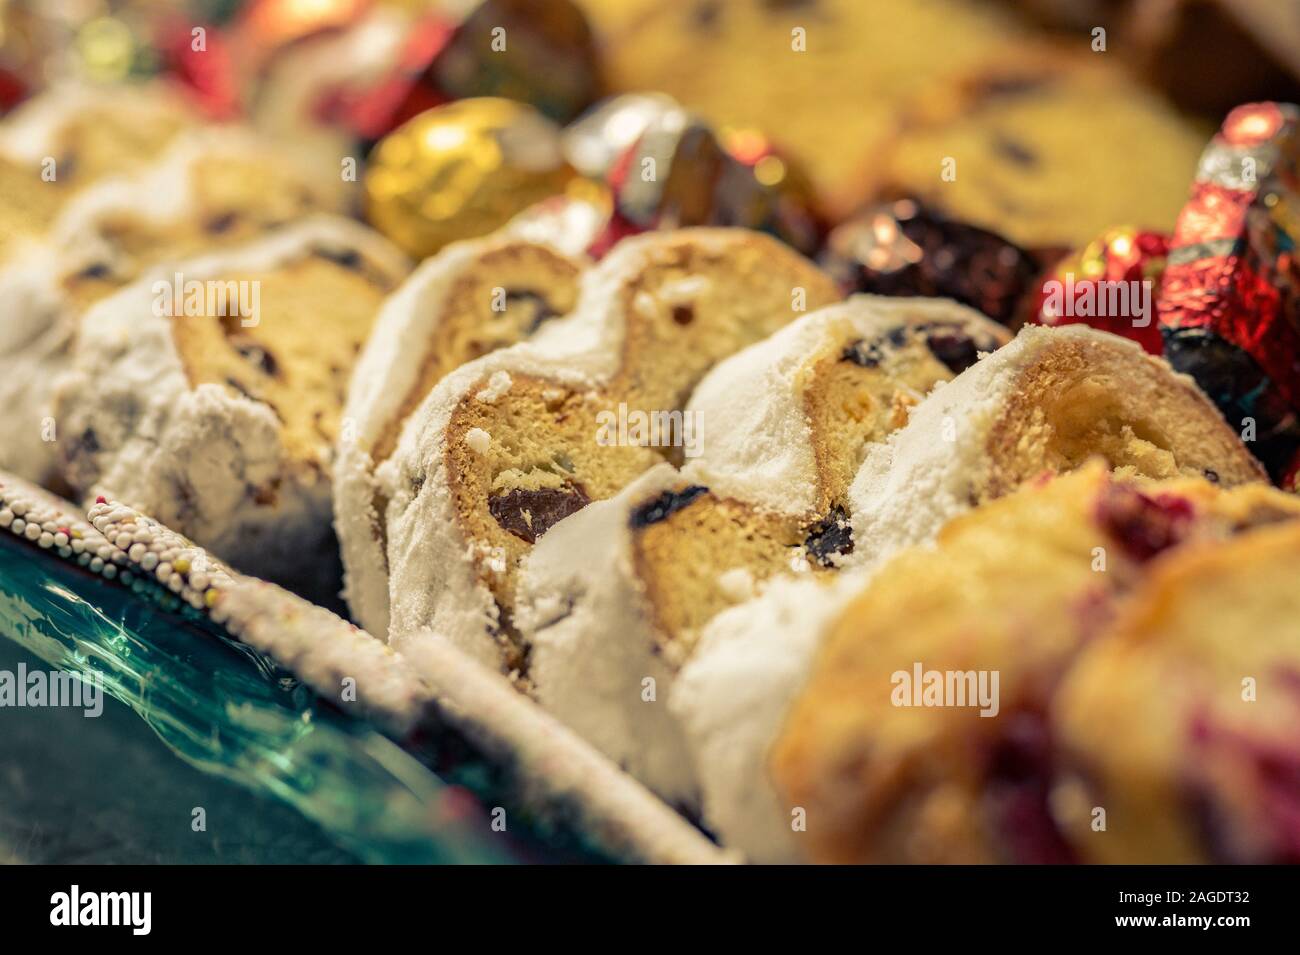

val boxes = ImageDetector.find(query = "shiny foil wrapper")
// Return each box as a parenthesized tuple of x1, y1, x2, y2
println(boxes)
(1031, 226, 1169, 354)
(364, 97, 576, 258)
(351, 0, 600, 142)
(1158, 102, 1300, 481)
(569, 94, 823, 257)
(821, 198, 1038, 326)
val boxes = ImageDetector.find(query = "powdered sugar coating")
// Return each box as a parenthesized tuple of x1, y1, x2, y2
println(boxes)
(379, 230, 776, 668)
(520, 463, 697, 803)
(669, 570, 869, 862)
(55, 216, 408, 593)
(0, 128, 347, 484)
(684, 295, 1008, 516)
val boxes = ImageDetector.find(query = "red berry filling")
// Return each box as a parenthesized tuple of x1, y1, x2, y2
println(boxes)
(1094, 482, 1195, 561)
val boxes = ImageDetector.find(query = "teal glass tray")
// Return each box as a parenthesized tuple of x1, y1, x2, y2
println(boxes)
(0, 532, 572, 864)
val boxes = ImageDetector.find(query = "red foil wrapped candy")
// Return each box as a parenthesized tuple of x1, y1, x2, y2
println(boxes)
(1158, 102, 1300, 481)
(1032, 226, 1169, 354)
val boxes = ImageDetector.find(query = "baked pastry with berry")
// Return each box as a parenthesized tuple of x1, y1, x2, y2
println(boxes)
(0, 128, 350, 487)
(377, 228, 840, 671)
(0, 82, 193, 257)
(1054, 517, 1300, 864)
(519, 296, 1010, 802)
(54, 216, 409, 601)
(848, 323, 1265, 570)
(335, 232, 588, 637)
(769, 463, 1300, 863)
(674, 463, 1300, 862)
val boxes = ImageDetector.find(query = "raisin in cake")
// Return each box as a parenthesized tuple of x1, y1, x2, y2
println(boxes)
(0, 128, 349, 486)
(673, 463, 1300, 862)
(518, 296, 1010, 802)
(336, 232, 588, 637)
(848, 323, 1265, 569)
(376, 228, 840, 672)
(54, 216, 409, 601)
(1054, 518, 1300, 864)
(0, 82, 192, 258)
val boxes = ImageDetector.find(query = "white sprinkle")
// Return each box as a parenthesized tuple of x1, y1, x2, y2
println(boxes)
(475, 370, 513, 403)
(465, 428, 492, 454)
(10, 518, 25, 535)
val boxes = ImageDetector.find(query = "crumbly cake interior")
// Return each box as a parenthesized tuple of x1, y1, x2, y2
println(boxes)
(984, 337, 1265, 497)
(0, 156, 68, 256)
(371, 244, 583, 464)
(1055, 519, 1300, 864)
(608, 239, 837, 418)
(63, 154, 337, 306)
(630, 318, 1006, 660)
(172, 253, 393, 473)
(442, 236, 839, 663)
(50, 104, 187, 187)
(770, 465, 1300, 864)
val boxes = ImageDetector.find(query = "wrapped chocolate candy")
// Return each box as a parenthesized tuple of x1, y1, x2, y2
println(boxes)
(820, 198, 1038, 326)
(570, 94, 823, 257)
(364, 97, 576, 258)
(350, 0, 600, 141)
(1158, 102, 1300, 482)
(1030, 226, 1169, 354)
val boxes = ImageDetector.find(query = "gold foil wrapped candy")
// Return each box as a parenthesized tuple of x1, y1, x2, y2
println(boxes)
(364, 97, 576, 257)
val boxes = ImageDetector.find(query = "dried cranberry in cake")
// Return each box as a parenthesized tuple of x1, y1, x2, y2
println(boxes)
(770, 464, 1300, 863)
(1094, 483, 1195, 561)
(1055, 514, 1300, 863)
